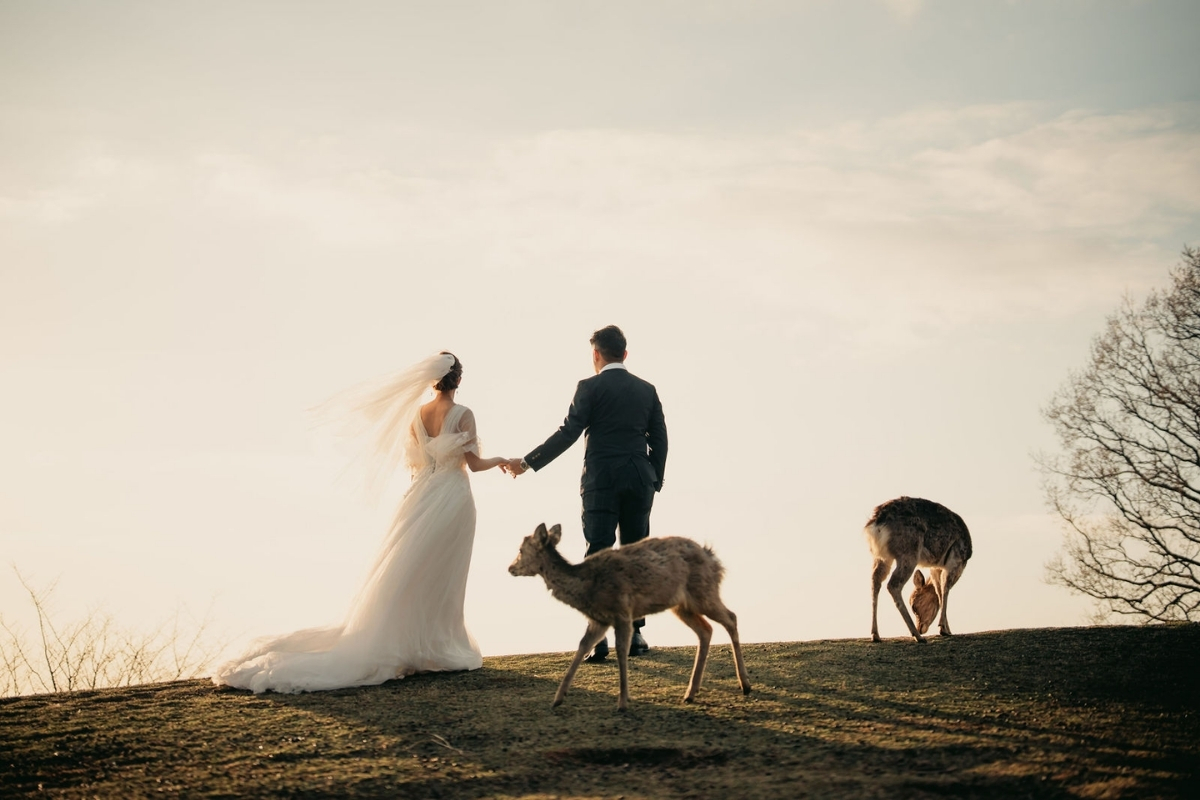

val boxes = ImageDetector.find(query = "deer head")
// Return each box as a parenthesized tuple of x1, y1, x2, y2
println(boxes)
(508, 523, 563, 576)
(909, 570, 940, 635)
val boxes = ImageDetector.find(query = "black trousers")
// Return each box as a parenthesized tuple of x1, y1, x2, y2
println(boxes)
(582, 467, 655, 631)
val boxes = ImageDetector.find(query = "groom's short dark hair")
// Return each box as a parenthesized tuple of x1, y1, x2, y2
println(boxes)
(590, 325, 627, 362)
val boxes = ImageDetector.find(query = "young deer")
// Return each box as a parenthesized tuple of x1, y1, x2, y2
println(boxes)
(863, 496, 972, 643)
(508, 523, 752, 711)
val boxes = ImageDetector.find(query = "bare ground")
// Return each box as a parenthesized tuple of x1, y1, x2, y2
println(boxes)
(1, 624, 1196, 799)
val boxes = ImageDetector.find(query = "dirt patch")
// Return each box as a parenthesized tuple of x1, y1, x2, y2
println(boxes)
(1, 625, 1196, 798)
(544, 746, 729, 768)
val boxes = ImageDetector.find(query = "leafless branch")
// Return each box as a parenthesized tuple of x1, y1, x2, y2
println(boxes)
(1041, 247, 1200, 622)
(0, 567, 227, 697)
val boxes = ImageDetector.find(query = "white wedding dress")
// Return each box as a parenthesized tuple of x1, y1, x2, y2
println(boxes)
(212, 403, 484, 693)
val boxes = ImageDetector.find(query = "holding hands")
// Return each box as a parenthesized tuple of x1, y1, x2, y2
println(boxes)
(500, 457, 528, 478)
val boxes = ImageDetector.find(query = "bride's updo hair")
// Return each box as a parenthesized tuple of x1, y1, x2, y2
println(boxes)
(434, 352, 462, 392)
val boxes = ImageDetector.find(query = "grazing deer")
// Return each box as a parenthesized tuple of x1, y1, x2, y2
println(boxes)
(863, 496, 972, 643)
(508, 523, 751, 711)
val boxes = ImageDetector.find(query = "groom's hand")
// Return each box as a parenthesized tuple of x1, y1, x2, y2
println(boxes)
(503, 457, 527, 477)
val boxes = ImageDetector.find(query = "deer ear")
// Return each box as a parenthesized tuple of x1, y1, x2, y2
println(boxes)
(534, 523, 548, 542)
(548, 524, 562, 546)
(913, 570, 925, 587)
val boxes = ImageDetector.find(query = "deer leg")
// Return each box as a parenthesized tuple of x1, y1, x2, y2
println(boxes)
(871, 558, 891, 643)
(929, 567, 946, 604)
(887, 559, 925, 643)
(613, 618, 634, 711)
(672, 607, 713, 702)
(927, 567, 948, 635)
(938, 559, 966, 636)
(698, 601, 751, 697)
(554, 620, 610, 708)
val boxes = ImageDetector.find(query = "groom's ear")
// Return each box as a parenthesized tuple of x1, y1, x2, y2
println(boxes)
(534, 523, 548, 542)
(548, 524, 562, 546)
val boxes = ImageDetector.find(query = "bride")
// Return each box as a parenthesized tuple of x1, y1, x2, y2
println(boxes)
(212, 352, 510, 693)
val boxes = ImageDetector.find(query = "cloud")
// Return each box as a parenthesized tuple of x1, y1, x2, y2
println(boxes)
(879, 0, 925, 20)
(906, 107, 1200, 235)
(485, 104, 1200, 242)
(195, 153, 405, 247)
(449, 104, 1198, 339)
(5, 104, 1196, 356)
(0, 151, 160, 226)
(15, 103, 1194, 256)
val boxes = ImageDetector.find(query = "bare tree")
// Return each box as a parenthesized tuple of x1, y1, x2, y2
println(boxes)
(1041, 247, 1200, 622)
(0, 568, 224, 697)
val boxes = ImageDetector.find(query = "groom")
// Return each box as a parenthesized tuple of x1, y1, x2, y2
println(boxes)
(506, 325, 668, 661)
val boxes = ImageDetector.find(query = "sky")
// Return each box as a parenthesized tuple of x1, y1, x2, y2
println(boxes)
(2, 0, 1199, 665)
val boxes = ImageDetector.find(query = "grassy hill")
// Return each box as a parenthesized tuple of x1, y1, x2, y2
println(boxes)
(1, 625, 1197, 799)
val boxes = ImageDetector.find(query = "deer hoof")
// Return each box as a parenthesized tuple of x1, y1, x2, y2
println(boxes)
(871, 633, 882, 643)
(940, 629, 954, 636)
(742, 685, 752, 696)
(913, 635, 927, 644)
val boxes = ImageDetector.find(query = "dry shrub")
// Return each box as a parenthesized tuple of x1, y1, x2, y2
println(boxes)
(0, 568, 223, 697)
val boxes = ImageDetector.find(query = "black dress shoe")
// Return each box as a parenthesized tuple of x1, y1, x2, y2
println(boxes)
(629, 631, 650, 656)
(585, 639, 609, 663)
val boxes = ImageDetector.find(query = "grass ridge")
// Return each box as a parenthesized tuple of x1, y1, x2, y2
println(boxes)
(2, 625, 1197, 798)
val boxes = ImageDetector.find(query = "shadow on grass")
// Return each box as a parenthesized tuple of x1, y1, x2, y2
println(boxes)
(246, 628, 1198, 799)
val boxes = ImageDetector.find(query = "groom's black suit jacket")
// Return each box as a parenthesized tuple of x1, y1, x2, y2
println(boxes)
(525, 366, 667, 494)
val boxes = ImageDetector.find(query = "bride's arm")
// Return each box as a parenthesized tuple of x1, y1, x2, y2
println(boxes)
(464, 452, 507, 472)
(458, 407, 506, 472)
